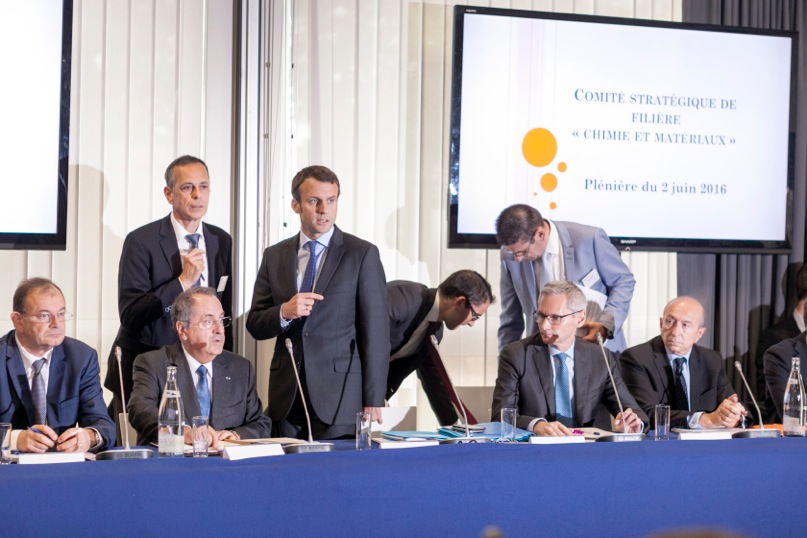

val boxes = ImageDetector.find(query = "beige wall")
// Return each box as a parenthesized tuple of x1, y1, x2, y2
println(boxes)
(0, 1, 680, 428)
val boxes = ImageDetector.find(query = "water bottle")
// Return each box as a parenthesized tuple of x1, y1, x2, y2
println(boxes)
(782, 357, 805, 437)
(158, 366, 185, 456)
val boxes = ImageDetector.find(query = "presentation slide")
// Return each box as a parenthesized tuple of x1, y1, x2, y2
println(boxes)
(455, 14, 792, 243)
(0, 0, 64, 236)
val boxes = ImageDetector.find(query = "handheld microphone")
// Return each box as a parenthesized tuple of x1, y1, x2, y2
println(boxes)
(281, 339, 334, 453)
(96, 347, 156, 459)
(594, 334, 643, 442)
(430, 335, 490, 444)
(730, 361, 780, 439)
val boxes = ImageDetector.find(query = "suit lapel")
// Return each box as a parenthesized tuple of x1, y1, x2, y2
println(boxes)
(5, 336, 34, 423)
(202, 224, 219, 286)
(168, 343, 200, 420)
(555, 222, 575, 280)
(315, 227, 344, 294)
(572, 341, 589, 423)
(650, 338, 673, 399)
(210, 353, 231, 425)
(47, 345, 66, 425)
(280, 236, 300, 295)
(519, 260, 538, 317)
(159, 216, 182, 277)
(532, 344, 555, 418)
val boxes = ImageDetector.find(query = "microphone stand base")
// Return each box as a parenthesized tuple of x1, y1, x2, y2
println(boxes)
(594, 433, 645, 442)
(731, 429, 782, 439)
(283, 442, 335, 454)
(96, 447, 157, 460)
(439, 437, 494, 445)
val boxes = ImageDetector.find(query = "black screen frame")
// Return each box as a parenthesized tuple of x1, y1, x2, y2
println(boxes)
(0, 0, 72, 251)
(448, 5, 797, 254)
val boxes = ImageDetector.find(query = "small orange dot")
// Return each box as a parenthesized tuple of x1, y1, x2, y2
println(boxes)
(558, 162, 567, 172)
(550, 202, 557, 209)
(541, 173, 558, 193)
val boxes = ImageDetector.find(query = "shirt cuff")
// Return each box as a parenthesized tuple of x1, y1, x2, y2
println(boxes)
(687, 412, 704, 429)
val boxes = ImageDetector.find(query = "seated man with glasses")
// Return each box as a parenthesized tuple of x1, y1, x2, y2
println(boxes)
(620, 296, 746, 430)
(129, 287, 271, 448)
(491, 280, 646, 436)
(0, 278, 115, 453)
(386, 270, 495, 426)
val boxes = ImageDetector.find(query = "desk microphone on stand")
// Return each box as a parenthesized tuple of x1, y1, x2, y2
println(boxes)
(430, 335, 490, 444)
(731, 361, 780, 439)
(96, 347, 156, 460)
(593, 334, 643, 442)
(282, 339, 334, 454)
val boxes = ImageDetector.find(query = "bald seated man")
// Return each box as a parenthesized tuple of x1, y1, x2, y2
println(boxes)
(620, 296, 747, 429)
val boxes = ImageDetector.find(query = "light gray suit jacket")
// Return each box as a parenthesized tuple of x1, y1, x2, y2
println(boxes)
(498, 221, 635, 352)
(491, 334, 647, 431)
(128, 342, 272, 446)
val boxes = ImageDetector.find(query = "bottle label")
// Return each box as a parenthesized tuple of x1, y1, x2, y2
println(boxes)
(158, 432, 184, 455)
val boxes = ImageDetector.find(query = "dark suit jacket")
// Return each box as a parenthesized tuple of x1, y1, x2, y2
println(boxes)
(386, 281, 456, 426)
(763, 332, 806, 423)
(755, 314, 800, 419)
(128, 342, 272, 446)
(620, 336, 735, 429)
(491, 334, 647, 431)
(246, 226, 389, 431)
(106, 214, 233, 404)
(0, 331, 115, 450)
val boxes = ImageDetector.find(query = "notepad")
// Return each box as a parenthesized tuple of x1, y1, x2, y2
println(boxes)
(15, 452, 85, 464)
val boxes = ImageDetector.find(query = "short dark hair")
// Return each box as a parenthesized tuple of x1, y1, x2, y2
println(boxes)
(796, 264, 807, 302)
(438, 270, 496, 307)
(13, 278, 64, 313)
(171, 287, 219, 329)
(495, 204, 544, 246)
(539, 281, 586, 312)
(164, 155, 209, 189)
(291, 165, 341, 202)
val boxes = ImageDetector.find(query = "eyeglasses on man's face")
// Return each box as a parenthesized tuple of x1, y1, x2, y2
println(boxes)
(465, 300, 482, 322)
(534, 310, 581, 326)
(193, 316, 232, 330)
(19, 310, 73, 324)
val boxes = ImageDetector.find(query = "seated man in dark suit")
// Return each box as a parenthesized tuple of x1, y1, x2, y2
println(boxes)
(492, 280, 646, 436)
(620, 296, 746, 430)
(129, 287, 271, 448)
(387, 270, 495, 426)
(763, 313, 807, 423)
(755, 263, 807, 421)
(0, 278, 115, 453)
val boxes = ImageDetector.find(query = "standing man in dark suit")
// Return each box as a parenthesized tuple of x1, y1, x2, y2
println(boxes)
(495, 204, 635, 353)
(128, 288, 271, 447)
(620, 297, 746, 430)
(106, 155, 233, 434)
(491, 281, 645, 436)
(0, 278, 115, 453)
(246, 165, 389, 440)
(755, 263, 807, 420)
(387, 270, 495, 426)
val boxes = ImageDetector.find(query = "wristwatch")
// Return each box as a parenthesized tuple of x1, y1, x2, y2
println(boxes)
(89, 428, 102, 449)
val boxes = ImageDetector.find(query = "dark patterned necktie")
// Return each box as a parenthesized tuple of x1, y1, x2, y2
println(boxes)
(674, 357, 690, 411)
(300, 241, 319, 293)
(185, 233, 202, 287)
(31, 358, 47, 425)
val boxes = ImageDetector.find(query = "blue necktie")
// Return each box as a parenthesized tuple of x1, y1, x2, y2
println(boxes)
(197, 365, 211, 418)
(674, 357, 689, 411)
(31, 358, 48, 425)
(300, 240, 319, 293)
(185, 233, 202, 287)
(554, 353, 573, 427)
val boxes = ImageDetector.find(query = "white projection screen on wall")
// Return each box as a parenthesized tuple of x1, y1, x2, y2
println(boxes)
(0, 0, 71, 250)
(448, 5, 796, 253)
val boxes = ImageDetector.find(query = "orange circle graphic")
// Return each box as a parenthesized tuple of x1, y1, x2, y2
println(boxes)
(522, 128, 557, 168)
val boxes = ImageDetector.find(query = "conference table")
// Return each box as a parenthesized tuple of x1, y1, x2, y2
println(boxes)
(2, 437, 803, 537)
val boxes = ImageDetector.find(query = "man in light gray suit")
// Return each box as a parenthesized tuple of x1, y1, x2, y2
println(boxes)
(495, 204, 635, 353)
(491, 281, 646, 436)
(246, 165, 389, 440)
(129, 288, 272, 447)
